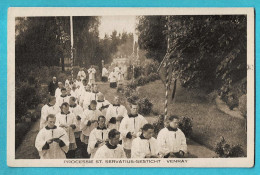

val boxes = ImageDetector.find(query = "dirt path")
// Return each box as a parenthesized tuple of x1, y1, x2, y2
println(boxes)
(15, 81, 216, 159)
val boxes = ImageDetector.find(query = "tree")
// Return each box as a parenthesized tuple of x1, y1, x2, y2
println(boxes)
(137, 15, 247, 96)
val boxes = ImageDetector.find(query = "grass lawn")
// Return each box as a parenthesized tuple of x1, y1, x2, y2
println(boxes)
(137, 80, 247, 154)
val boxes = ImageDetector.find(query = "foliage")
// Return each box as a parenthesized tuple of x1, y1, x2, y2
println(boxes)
(215, 136, 245, 157)
(137, 15, 247, 104)
(137, 98, 153, 115)
(178, 117, 193, 138)
(137, 16, 167, 62)
(153, 115, 165, 137)
(147, 73, 160, 82)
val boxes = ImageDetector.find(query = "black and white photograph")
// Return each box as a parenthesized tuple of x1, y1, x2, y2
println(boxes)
(7, 7, 254, 167)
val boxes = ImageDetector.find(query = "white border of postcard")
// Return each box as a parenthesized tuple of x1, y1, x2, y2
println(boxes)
(7, 7, 255, 167)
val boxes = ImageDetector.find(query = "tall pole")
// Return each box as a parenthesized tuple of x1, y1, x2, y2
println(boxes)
(164, 16, 171, 120)
(70, 16, 74, 81)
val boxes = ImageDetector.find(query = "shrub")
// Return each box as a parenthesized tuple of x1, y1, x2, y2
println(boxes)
(147, 73, 160, 82)
(214, 136, 245, 157)
(126, 81, 138, 90)
(144, 60, 160, 76)
(153, 115, 165, 137)
(124, 87, 135, 98)
(178, 117, 193, 138)
(136, 76, 149, 86)
(127, 92, 140, 104)
(138, 98, 153, 115)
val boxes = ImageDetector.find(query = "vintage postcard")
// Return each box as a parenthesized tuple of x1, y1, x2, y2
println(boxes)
(7, 7, 254, 167)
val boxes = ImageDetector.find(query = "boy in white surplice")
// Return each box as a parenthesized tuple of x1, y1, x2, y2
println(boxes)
(131, 123, 159, 158)
(119, 103, 148, 158)
(55, 102, 77, 158)
(94, 129, 126, 159)
(88, 115, 110, 158)
(157, 115, 187, 158)
(35, 114, 69, 159)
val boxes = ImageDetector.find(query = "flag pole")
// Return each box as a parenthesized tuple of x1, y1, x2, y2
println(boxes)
(70, 16, 74, 81)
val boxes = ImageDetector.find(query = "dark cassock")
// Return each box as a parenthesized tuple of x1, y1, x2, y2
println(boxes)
(48, 80, 58, 96)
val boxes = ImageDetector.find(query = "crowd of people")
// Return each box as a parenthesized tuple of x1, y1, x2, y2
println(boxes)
(35, 66, 187, 159)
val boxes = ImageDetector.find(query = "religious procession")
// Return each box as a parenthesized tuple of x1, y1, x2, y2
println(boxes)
(36, 65, 187, 159)
(15, 15, 247, 160)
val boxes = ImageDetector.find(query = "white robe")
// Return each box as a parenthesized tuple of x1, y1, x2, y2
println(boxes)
(81, 91, 92, 110)
(119, 114, 148, 150)
(55, 88, 62, 98)
(94, 143, 126, 159)
(69, 104, 84, 133)
(56, 95, 70, 107)
(105, 104, 128, 130)
(80, 108, 103, 137)
(97, 100, 110, 117)
(88, 127, 110, 158)
(55, 112, 77, 144)
(102, 67, 109, 77)
(40, 104, 60, 130)
(35, 126, 69, 159)
(117, 70, 124, 84)
(157, 128, 187, 155)
(77, 70, 86, 81)
(131, 136, 158, 158)
(75, 80, 83, 88)
(108, 72, 117, 83)
(88, 68, 96, 82)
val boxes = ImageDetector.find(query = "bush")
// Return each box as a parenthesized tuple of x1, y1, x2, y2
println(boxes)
(147, 73, 160, 82)
(143, 60, 160, 76)
(153, 115, 165, 137)
(178, 117, 193, 138)
(214, 136, 245, 157)
(138, 98, 153, 115)
(136, 76, 149, 86)
(126, 81, 138, 90)
(15, 122, 31, 149)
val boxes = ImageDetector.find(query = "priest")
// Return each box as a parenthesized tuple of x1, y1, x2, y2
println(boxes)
(96, 92, 110, 117)
(157, 115, 187, 158)
(88, 115, 110, 158)
(35, 114, 69, 159)
(48, 77, 58, 96)
(77, 68, 86, 81)
(88, 65, 96, 85)
(94, 129, 126, 159)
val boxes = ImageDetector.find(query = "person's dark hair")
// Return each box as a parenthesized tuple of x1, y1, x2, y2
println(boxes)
(168, 115, 179, 121)
(90, 100, 97, 105)
(70, 96, 76, 102)
(48, 96, 56, 102)
(61, 87, 66, 91)
(130, 102, 138, 108)
(142, 123, 154, 131)
(98, 115, 106, 121)
(82, 79, 87, 82)
(108, 129, 120, 139)
(61, 102, 69, 108)
(46, 114, 55, 121)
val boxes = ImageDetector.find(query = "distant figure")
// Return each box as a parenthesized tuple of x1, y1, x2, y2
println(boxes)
(101, 66, 109, 82)
(77, 68, 86, 81)
(94, 129, 126, 159)
(88, 66, 96, 85)
(108, 69, 117, 88)
(55, 82, 63, 98)
(48, 77, 58, 96)
(35, 114, 69, 159)
(157, 115, 187, 158)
